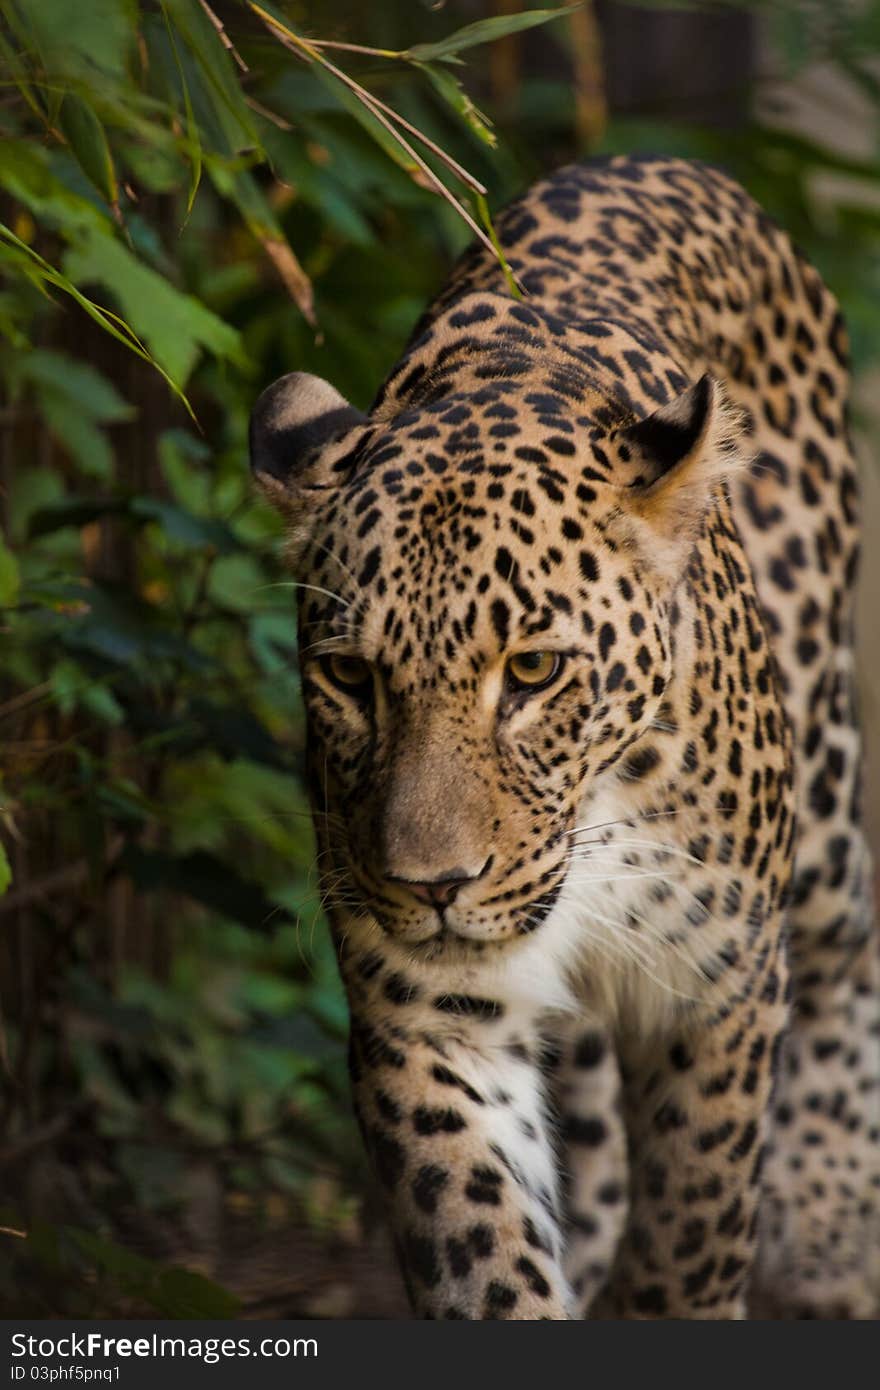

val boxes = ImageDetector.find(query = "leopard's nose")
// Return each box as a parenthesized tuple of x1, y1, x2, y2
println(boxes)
(391, 859, 491, 909)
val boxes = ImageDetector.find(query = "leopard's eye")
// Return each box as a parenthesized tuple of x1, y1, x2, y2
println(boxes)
(321, 653, 372, 696)
(505, 650, 562, 692)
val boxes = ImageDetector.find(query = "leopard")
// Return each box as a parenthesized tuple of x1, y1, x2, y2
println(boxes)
(249, 155, 880, 1319)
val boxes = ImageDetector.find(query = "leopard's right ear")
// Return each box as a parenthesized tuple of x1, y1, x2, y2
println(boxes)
(249, 372, 366, 511)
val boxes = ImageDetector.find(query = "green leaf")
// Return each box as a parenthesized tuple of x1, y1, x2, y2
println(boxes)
(5, 465, 64, 545)
(0, 288, 31, 350)
(206, 552, 268, 611)
(406, 5, 578, 63)
(131, 497, 241, 552)
(82, 683, 125, 726)
(418, 62, 496, 147)
(11, 350, 133, 477)
(0, 141, 110, 236)
(476, 192, 523, 299)
(163, 0, 258, 155)
(51, 660, 125, 726)
(59, 96, 119, 210)
(205, 159, 315, 322)
(63, 229, 242, 386)
(14, 350, 134, 423)
(248, 609, 298, 676)
(0, 841, 11, 896)
(0, 225, 194, 412)
(0, 29, 46, 125)
(0, 535, 20, 606)
(259, 125, 375, 245)
(37, 389, 114, 478)
(206, 158, 280, 242)
(115, 128, 184, 196)
(49, 658, 87, 717)
(159, 2, 203, 216)
(9, 0, 138, 82)
(158, 429, 212, 512)
(162, 753, 308, 858)
(309, 64, 425, 180)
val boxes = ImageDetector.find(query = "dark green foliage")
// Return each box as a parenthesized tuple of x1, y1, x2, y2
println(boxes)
(1, 0, 878, 1316)
(0, 1211, 240, 1317)
(0, 0, 577, 1315)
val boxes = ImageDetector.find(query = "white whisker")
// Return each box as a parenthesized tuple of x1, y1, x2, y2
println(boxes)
(254, 579, 353, 609)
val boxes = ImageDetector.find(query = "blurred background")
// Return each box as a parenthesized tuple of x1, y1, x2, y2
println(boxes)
(1, 0, 879, 1318)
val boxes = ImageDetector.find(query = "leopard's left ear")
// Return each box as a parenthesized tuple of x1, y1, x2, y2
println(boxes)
(615, 373, 748, 563)
(249, 371, 366, 504)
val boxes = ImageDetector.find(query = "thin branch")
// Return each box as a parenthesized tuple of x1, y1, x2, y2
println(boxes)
(250, 4, 486, 193)
(305, 39, 402, 60)
(247, 3, 499, 256)
(198, 0, 248, 72)
(245, 95, 293, 130)
(349, 88, 498, 255)
(329, 68, 488, 196)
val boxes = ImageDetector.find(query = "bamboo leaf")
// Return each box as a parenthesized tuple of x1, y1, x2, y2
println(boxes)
(159, 2, 203, 217)
(63, 229, 243, 386)
(0, 225, 195, 414)
(9, 0, 138, 81)
(405, 4, 579, 63)
(0, 29, 47, 125)
(163, 0, 258, 154)
(476, 192, 523, 299)
(247, 4, 498, 263)
(59, 96, 120, 213)
(247, 3, 426, 176)
(308, 63, 425, 178)
(418, 62, 496, 147)
(0, 140, 111, 236)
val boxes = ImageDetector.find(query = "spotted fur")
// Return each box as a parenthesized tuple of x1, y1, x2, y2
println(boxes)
(251, 156, 880, 1319)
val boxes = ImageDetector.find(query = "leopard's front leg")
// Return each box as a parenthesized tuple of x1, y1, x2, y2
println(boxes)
(595, 939, 790, 1319)
(348, 1006, 573, 1319)
(551, 1021, 630, 1314)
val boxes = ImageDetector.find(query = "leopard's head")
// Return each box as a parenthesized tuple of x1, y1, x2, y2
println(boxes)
(251, 366, 744, 956)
